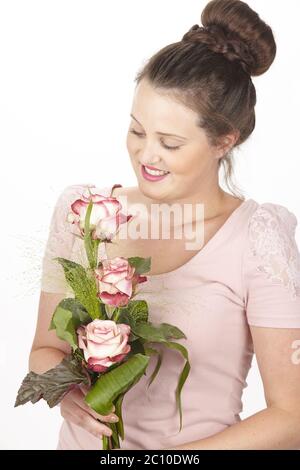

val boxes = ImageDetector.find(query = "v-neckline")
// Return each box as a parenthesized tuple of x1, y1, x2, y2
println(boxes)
(99, 184, 255, 279)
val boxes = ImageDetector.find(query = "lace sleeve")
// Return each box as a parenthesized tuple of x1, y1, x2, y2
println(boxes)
(242, 202, 300, 328)
(40, 184, 91, 294)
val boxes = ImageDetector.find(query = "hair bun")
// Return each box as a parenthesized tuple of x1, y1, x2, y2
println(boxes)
(182, 0, 276, 77)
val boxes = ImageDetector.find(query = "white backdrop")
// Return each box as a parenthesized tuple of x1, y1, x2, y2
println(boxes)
(0, 0, 299, 449)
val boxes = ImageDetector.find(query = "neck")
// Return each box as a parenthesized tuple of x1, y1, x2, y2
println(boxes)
(138, 185, 229, 221)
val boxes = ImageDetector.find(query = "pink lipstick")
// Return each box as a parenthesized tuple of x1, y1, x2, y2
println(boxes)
(141, 164, 170, 182)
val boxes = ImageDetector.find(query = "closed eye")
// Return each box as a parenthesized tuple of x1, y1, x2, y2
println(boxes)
(129, 129, 180, 151)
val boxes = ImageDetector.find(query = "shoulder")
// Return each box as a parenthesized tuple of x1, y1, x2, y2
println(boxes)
(48, 183, 96, 229)
(56, 183, 136, 201)
(241, 201, 300, 327)
(246, 201, 298, 246)
(243, 200, 300, 298)
(54, 183, 94, 204)
(53, 183, 139, 218)
(111, 185, 140, 202)
(55, 182, 120, 205)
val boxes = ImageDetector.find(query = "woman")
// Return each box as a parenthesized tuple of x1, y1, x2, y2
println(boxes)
(30, 0, 300, 450)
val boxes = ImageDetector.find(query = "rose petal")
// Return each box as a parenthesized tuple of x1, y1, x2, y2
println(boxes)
(99, 291, 129, 306)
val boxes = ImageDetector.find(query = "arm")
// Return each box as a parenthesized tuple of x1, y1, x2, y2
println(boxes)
(166, 326, 300, 450)
(28, 290, 117, 439)
(28, 290, 71, 374)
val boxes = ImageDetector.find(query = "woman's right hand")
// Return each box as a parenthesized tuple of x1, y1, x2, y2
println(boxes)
(59, 384, 119, 439)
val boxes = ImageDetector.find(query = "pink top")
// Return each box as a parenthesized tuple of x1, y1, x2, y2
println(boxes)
(40, 183, 300, 450)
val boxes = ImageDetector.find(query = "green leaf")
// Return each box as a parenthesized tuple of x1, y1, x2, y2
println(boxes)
(85, 353, 150, 416)
(159, 323, 187, 340)
(49, 308, 78, 351)
(114, 310, 138, 342)
(129, 339, 146, 356)
(164, 341, 191, 433)
(129, 322, 191, 432)
(49, 298, 91, 351)
(115, 394, 125, 440)
(131, 321, 187, 343)
(142, 339, 190, 433)
(115, 302, 149, 342)
(144, 346, 159, 356)
(53, 257, 102, 320)
(127, 256, 151, 275)
(144, 347, 163, 388)
(131, 322, 167, 342)
(49, 298, 90, 329)
(123, 300, 149, 324)
(14, 355, 90, 408)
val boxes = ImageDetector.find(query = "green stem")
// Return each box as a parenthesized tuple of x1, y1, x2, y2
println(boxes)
(84, 200, 96, 269)
(111, 307, 121, 323)
(101, 424, 119, 450)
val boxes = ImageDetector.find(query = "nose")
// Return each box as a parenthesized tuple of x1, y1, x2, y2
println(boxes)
(137, 140, 164, 170)
(139, 154, 162, 169)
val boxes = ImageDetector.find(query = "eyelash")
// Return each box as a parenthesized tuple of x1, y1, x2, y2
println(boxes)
(129, 129, 180, 151)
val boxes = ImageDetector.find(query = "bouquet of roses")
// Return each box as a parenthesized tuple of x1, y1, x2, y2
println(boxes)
(15, 184, 191, 450)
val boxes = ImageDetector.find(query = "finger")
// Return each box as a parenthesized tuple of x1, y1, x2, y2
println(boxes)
(86, 403, 119, 423)
(61, 397, 113, 438)
(79, 383, 90, 395)
(79, 385, 116, 415)
(72, 388, 118, 423)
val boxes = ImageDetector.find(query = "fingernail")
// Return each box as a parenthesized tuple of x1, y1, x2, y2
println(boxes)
(110, 416, 119, 423)
(105, 429, 113, 437)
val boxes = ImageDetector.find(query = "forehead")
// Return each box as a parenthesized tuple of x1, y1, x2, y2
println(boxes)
(131, 79, 200, 134)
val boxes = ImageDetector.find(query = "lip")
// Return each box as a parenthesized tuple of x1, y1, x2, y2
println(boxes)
(141, 164, 170, 182)
(144, 164, 167, 171)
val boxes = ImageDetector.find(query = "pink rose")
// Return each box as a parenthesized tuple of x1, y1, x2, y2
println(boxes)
(77, 319, 131, 373)
(67, 184, 133, 241)
(95, 257, 147, 307)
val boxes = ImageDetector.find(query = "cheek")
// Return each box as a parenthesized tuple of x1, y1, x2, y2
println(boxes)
(126, 134, 132, 152)
(167, 149, 205, 175)
(126, 135, 140, 166)
(126, 135, 136, 163)
(126, 133, 139, 153)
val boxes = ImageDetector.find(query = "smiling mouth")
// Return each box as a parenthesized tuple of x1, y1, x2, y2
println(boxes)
(142, 164, 170, 176)
(140, 164, 170, 182)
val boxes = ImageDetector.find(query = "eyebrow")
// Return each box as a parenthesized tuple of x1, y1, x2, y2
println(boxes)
(130, 113, 188, 140)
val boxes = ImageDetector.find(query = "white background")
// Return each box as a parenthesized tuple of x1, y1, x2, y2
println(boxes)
(0, 0, 299, 449)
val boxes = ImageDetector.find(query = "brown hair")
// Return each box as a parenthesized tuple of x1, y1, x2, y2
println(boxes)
(134, 0, 277, 199)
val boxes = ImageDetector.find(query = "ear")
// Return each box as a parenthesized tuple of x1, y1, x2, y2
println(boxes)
(215, 130, 240, 159)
